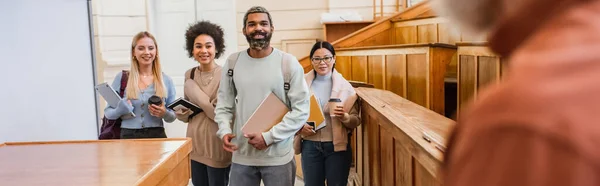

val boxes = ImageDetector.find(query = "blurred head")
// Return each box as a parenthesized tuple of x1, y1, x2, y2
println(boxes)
(432, 0, 503, 36)
(185, 21, 226, 65)
(310, 41, 336, 76)
(243, 6, 274, 51)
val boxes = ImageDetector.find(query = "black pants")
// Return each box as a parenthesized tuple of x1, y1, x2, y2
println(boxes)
(120, 127, 167, 139)
(191, 160, 231, 186)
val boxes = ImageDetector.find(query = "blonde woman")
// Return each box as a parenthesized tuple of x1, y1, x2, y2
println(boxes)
(104, 31, 177, 139)
(175, 21, 231, 186)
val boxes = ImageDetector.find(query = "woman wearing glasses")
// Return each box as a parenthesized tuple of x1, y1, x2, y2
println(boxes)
(294, 41, 361, 186)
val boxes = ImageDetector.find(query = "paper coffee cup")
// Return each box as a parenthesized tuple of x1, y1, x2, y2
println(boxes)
(329, 98, 342, 117)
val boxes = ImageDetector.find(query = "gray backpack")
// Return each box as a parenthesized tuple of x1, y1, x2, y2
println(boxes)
(226, 51, 294, 108)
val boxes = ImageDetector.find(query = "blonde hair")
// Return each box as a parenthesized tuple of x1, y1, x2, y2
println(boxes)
(126, 31, 167, 100)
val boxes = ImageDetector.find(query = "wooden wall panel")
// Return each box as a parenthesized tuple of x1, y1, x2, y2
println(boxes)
(335, 20, 393, 48)
(385, 54, 407, 97)
(336, 56, 353, 79)
(461, 32, 486, 42)
(395, 138, 412, 186)
(368, 55, 386, 89)
(157, 157, 190, 186)
(459, 55, 476, 109)
(406, 54, 428, 108)
(354, 29, 394, 47)
(368, 116, 381, 186)
(415, 162, 441, 186)
(392, 17, 489, 46)
(478, 56, 499, 89)
(362, 112, 371, 185)
(395, 26, 418, 44)
(352, 56, 369, 82)
(323, 21, 374, 42)
(356, 125, 364, 185)
(438, 23, 460, 44)
(380, 129, 395, 186)
(430, 48, 455, 115)
(417, 24, 438, 43)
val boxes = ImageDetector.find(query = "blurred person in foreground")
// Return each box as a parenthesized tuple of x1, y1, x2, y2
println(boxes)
(433, 0, 600, 185)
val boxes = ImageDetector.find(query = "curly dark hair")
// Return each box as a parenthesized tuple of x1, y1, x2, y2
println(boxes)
(184, 21, 225, 59)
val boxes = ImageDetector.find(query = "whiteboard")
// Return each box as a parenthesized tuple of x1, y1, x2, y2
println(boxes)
(0, 0, 99, 143)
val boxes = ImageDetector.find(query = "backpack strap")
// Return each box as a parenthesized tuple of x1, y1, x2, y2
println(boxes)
(190, 67, 196, 80)
(281, 53, 292, 109)
(227, 52, 242, 98)
(119, 70, 129, 98)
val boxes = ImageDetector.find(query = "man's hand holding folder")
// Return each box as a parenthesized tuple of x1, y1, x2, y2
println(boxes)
(245, 133, 267, 150)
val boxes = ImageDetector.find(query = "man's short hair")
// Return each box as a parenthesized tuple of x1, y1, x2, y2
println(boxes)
(242, 6, 273, 29)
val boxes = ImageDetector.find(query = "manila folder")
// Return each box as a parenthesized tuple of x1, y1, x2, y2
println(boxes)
(307, 93, 326, 130)
(241, 92, 290, 134)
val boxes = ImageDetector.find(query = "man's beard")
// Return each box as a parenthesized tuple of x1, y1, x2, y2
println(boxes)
(431, 0, 502, 36)
(245, 30, 272, 50)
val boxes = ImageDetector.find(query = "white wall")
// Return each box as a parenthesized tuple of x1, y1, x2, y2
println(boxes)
(92, 0, 149, 125)
(236, 0, 402, 59)
(149, 0, 238, 137)
(0, 0, 98, 143)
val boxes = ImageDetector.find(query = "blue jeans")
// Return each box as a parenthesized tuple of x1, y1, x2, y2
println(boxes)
(190, 160, 230, 186)
(228, 160, 296, 186)
(301, 140, 352, 186)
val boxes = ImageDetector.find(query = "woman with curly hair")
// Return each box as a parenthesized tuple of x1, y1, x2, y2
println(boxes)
(175, 21, 231, 186)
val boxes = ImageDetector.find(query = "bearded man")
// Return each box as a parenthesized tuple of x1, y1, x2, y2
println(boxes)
(433, 0, 600, 185)
(214, 6, 310, 186)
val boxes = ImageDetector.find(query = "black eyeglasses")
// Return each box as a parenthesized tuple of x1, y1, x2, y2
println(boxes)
(311, 56, 334, 64)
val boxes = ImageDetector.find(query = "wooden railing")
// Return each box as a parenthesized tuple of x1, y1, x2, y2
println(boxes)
(372, 0, 412, 20)
(351, 87, 454, 186)
(334, 43, 456, 115)
(456, 42, 504, 116)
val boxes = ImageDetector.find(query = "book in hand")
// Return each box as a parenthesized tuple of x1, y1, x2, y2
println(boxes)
(167, 97, 203, 118)
(241, 92, 290, 134)
(307, 93, 326, 132)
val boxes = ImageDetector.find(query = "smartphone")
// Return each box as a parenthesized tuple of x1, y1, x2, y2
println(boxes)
(307, 121, 316, 132)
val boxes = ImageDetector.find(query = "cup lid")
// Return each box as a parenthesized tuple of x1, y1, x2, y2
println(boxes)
(328, 98, 342, 102)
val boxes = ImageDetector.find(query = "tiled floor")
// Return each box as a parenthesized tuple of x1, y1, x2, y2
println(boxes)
(187, 177, 304, 186)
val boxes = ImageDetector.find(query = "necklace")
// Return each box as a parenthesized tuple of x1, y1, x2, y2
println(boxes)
(197, 66, 216, 86)
(139, 75, 153, 90)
